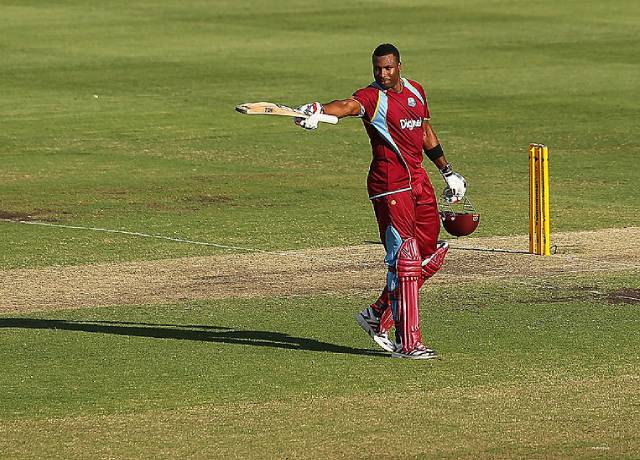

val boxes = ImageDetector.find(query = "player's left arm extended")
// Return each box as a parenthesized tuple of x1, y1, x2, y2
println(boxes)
(423, 121, 467, 202)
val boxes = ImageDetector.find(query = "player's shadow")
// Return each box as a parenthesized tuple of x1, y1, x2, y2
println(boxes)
(0, 318, 386, 357)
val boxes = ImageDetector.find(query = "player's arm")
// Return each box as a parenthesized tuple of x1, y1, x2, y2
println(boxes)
(423, 121, 448, 169)
(321, 98, 362, 118)
(294, 98, 362, 129)
(423, 121, 467, 203)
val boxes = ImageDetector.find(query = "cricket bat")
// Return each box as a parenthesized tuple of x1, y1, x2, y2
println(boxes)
(235, 102, 339, 124)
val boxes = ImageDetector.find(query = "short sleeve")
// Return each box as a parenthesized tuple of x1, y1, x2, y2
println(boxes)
(351, 87, 378, 121)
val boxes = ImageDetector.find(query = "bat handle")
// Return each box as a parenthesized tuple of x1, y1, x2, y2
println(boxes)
(317, 114, 339, 125)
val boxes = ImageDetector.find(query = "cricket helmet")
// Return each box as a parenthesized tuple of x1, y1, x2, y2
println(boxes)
(439, 195, 480, 237)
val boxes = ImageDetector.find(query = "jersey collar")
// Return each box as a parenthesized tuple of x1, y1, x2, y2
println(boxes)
(371, 79, 404, 93)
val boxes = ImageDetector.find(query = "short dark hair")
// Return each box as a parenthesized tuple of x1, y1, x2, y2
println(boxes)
(372, 43, 400, 62)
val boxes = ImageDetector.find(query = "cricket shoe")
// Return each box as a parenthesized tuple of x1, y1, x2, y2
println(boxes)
(355, 306, 397, 353)
(391, 343, 438, 360)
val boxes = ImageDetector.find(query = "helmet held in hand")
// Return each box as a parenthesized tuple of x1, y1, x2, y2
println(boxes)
(439, 195, 480, 237)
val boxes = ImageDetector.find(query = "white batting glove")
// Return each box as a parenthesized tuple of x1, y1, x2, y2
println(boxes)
(294, 102, 323, 130)
(440, 164, 467, 203)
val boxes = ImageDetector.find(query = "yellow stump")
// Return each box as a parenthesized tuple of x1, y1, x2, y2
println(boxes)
(528, 144, 551, 255)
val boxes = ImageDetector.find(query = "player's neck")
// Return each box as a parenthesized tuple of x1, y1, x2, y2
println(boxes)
(388, 79, 403, 93)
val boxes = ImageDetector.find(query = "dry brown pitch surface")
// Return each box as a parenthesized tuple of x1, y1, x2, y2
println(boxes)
(2, 227, 639, 313)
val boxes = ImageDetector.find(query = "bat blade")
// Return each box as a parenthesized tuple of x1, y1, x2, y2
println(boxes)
(235, 102, 300, 117)
(235, 102, 339, 124)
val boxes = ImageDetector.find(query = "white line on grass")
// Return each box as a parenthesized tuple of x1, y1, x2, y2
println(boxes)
(0, 218, 271, 253)
(0, 218, 373, 265)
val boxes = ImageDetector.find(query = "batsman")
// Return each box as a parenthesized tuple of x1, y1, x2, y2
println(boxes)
(294, 43, 467, 359)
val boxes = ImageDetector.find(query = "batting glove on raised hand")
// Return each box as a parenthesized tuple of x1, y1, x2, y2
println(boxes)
(440, 164, 467, 203)
(294, 102, 323, 130)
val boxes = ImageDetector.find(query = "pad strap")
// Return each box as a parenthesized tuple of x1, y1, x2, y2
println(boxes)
(421, 241, 449, 280)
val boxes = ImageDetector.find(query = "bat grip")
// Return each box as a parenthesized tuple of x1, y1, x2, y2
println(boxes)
(316, 114, 339, 125)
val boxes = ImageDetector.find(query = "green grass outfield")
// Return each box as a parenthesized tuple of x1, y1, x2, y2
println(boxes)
(1, 274, 639, 458)
(1, 0, 639, 458)
(2, 0, 639, 268)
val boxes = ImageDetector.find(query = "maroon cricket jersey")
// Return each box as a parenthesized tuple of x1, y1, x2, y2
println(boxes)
(352, 78, 431, 200)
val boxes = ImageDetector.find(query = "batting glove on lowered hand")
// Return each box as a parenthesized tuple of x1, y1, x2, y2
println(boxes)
(294, 102, 323, 130)
(440, 164, 467, 203)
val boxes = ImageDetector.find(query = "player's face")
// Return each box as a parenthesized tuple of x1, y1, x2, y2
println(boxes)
(373, 54, 401, 90)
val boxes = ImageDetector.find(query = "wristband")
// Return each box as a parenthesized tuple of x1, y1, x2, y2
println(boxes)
(425, 144, 444, 162)
(439, 163, 453, 177)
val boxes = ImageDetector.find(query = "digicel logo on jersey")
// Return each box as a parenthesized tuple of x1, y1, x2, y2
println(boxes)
(400, 118, 422, 130)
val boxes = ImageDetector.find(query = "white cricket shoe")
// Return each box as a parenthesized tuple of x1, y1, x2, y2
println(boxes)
(355, 306, 397, 353)
(391, 343, 438, 360)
